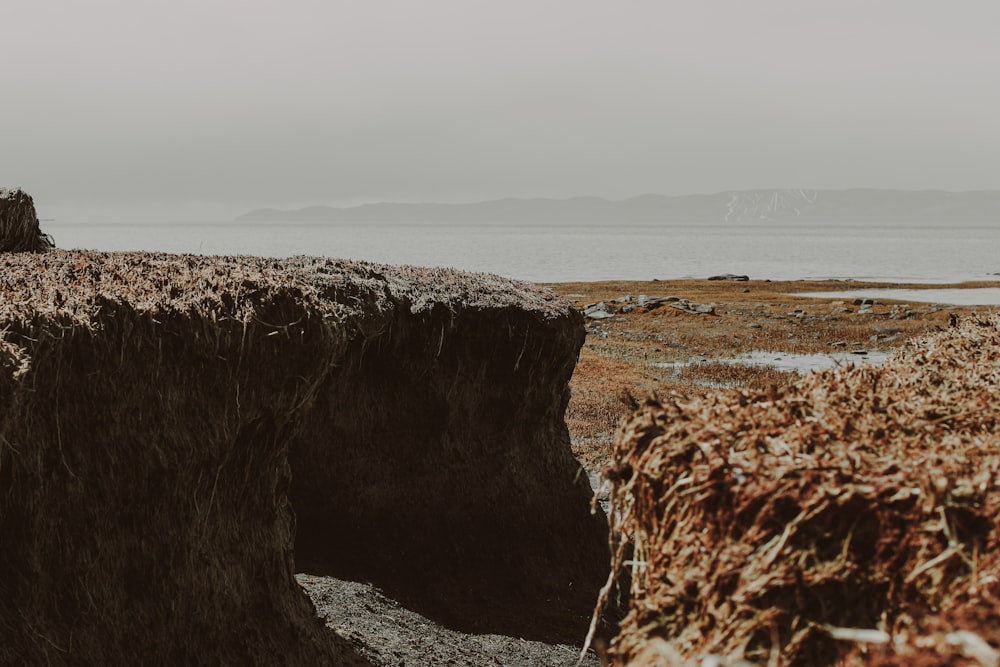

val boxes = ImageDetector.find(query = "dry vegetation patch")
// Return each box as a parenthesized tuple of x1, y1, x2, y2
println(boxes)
(594, 314, 1000, 666)
(552, 279, 997, 473)
(674, 360, 800, 390)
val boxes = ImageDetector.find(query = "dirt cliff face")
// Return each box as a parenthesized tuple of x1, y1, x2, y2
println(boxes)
(291, 265, 608, 642)
(0, 251, 606, 665)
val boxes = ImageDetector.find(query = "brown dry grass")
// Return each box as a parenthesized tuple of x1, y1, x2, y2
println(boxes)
(567, 353, 800, 470)
(551, 279, 1000, 473)
(593, 313, 1000, 666)
(674, 360, 799, 390)
(566, 350, 651, 469)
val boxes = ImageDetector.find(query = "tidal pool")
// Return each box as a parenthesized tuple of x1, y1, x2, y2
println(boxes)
(654, 349, 891, 376)
(797, 287, 1000, 306)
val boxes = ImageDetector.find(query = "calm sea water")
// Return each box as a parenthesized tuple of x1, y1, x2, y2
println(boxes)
(46, 221, 1000, 284)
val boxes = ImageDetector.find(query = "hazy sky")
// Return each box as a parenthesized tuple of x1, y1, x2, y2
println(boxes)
(3, 0, 999, 221)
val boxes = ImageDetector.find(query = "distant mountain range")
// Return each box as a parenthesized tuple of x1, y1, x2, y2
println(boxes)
(237, 189, 1000, 224)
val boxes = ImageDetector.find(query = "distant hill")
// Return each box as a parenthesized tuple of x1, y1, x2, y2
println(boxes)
(236, 189, 1000, 223)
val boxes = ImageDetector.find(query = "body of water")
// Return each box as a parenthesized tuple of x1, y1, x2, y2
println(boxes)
(46, 220, 1000, 285)
(798, 287, 1000, 306)
(655, 350, 891, 376)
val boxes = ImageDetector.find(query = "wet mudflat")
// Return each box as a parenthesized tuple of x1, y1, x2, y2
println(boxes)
(652, 348, 891, 387)
(798, 286, 1000, 306)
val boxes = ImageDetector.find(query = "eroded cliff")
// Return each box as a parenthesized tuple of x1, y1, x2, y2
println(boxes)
(0, 188, 54, 253)
(0, 251, 607, 665)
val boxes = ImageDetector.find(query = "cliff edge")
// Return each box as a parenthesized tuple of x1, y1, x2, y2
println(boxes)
(0, 251, 607, 665)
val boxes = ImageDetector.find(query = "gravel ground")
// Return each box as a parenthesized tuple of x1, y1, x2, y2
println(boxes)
(298, 575, 602, 667)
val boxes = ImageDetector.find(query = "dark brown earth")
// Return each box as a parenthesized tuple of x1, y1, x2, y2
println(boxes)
(0, 250, 610, 665)
(287, 267, 609, 644)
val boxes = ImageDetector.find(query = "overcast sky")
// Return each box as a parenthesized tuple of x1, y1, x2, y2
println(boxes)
(3, 0, 999, 221)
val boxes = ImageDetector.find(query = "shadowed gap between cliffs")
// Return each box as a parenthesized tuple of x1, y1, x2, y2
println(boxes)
(290, 305, 612, 645)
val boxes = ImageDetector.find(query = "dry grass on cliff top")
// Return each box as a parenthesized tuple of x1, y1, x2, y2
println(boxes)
(593, 313, 1000, 667)
(0, 250, 571, 332)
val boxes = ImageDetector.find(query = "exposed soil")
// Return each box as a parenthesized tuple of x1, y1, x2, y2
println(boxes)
(0, 251, 608, 666)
